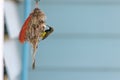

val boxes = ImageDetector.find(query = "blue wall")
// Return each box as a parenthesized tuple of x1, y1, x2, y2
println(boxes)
(26, 0, 120, 80)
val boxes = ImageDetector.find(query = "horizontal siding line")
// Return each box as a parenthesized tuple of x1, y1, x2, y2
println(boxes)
(41, 1, 120, 5)
(49, 33, 120, 39)
(29, 67, 120, 72)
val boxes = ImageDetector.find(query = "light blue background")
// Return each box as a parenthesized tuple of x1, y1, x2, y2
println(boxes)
(21, 0, 120, 80)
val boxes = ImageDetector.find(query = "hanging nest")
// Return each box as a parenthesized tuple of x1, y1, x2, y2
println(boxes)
(19, 3, 54, 69)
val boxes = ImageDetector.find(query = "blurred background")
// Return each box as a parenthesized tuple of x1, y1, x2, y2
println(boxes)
(4, 0, 120, 80)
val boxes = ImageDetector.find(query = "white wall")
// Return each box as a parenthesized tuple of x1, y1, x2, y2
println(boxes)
(0, 0, 4, 80)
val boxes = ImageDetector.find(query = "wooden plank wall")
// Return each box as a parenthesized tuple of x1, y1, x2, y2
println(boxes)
(28, 0, 120, 80)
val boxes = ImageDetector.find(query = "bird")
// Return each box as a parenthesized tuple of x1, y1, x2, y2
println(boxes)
(42, 26, 54, 40)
